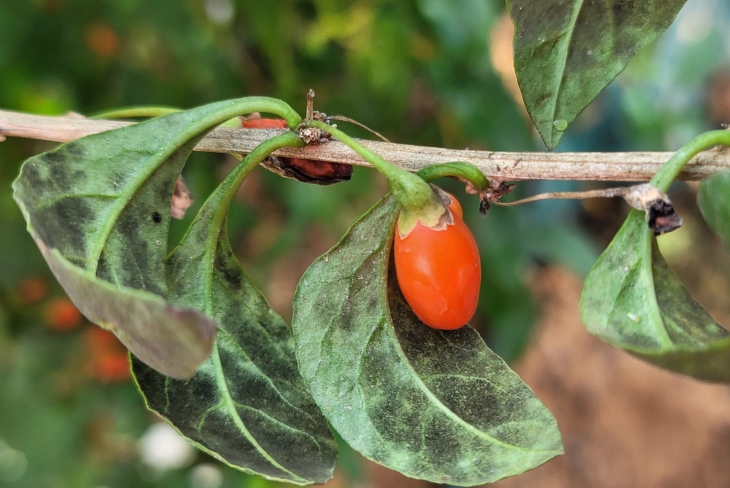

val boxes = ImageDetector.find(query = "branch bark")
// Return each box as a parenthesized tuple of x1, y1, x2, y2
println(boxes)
(2, 108, 729, 182)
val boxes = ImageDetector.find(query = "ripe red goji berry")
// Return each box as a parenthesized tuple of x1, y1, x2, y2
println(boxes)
(394, 191, 480, 330)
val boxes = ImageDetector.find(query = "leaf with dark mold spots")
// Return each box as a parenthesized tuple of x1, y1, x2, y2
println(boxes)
(12, 99, 285, 378)
(133, 151, 337, 484)
(292, 194, 562, 485)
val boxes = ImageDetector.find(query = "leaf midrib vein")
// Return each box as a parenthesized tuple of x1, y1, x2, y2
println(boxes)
(199, 224, 307, 483)
(232, 402, 324, 452)
(217, 327, 319, 425)
(548, 0, 586, 145)
(210, 346, 306, 482)
(88, 145, 183, 274)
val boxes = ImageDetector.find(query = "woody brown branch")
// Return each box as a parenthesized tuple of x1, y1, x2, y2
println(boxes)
(1, 108, 729, 182)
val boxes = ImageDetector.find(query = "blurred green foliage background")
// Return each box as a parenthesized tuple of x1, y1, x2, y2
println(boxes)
(0, 0, 729, 487)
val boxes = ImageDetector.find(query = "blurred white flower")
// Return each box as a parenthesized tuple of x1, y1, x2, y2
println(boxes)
(138, 423, 195, 472)
(189, 463, 224, 488)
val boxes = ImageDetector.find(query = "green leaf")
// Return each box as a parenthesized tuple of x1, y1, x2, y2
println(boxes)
(12, 97, 300, 378)
(40, 245, 216, 378)
(581, 210, 730, 382)
(698, 170, 730, 250)
(292, 195, 562, 486)
(132, 133, 337, 486)
(510, 0, 687, 149)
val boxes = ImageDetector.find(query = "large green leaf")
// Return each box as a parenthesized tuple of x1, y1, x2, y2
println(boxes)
(132, 133, 338, 486)
(698, 170, 730, 250)
(581, 210, 730, 381)
(12, 97, 298, 379)
(510, 0, 687, 149)
(292, 195, 562, 486)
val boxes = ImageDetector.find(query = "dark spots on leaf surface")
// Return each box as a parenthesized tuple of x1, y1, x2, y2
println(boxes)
(96, 254, 112, 282)
(152, 212, 162, 223)
(64, 142, 85, 159)
(531, 91, 546, 108)
(107, 211, 163, 290)
(20, 162, 43, 189)
(32, 198, 94, 255)
(117, 210, 142, 238)
(42, 149, 67, 166)
(46, 155, 71, 190)
(165, 178, 176, 196)
(189, 377, 220, 407)
(109, 171, 128, 191)
(215, 254, 242, 290)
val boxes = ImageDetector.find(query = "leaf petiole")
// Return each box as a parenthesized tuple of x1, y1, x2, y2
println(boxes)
(652, 130, 730, 192)
(416, 162, 489, 191)
(90, 106, 183, 119)
(303, 120, 438, 212)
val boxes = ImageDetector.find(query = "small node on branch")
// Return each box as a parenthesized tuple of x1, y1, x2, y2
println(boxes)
(623, 184, 682, 235)
(298, 90, 332, 145)
(467, 179, 515, 215)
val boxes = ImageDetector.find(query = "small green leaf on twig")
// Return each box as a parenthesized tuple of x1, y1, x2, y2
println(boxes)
(581, 210, 730, 382)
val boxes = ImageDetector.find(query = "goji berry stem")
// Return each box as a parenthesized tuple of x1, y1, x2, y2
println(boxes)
(416, 162, 489, 191)
(303, 120, 444, 221)
(92, 98, 301, 129)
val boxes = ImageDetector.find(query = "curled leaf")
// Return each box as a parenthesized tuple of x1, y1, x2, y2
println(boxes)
(132, 133, 337, 485)
(581, 210, 730, 382)
(41, 244, 215, 378)
(292, 195, 562, 486)
(12, 97, 300, 378)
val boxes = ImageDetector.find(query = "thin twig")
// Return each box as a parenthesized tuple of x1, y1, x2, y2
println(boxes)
(326, 115, 391, 143)
(492, 187, 634, 206)
(2, 108, 730, 182)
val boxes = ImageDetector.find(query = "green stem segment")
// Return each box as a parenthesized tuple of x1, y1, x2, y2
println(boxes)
(91, 106, 183, 120)
(92, 99, 299, 129)
(416, 162, 489, 191)
(87, 97, 301, 274)
(213, 132, 304, 230)
(652, 130, 730, 192)
(304, 120, 439, 213)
